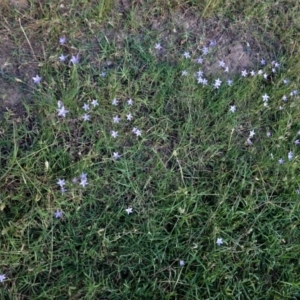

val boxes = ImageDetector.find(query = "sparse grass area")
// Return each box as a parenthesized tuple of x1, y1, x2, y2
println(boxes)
(1, 0, 300, 299)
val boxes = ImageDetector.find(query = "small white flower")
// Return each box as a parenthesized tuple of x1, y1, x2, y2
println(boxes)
(229, 105, 236, 113)
(179, 260, 185, 266)
(279, 106, 284, 110)
(224, 66, 229, 73)
(282, 95, 287, 102)
(249, 130, 255, 138)
(154, 43, 162, 50)
(57, 179, 66, 187)
(113, 152, 121, 160)
(216, 238, 223, 246)
(202, 47, 209, 55)
(32, 75, 42, 84)
(260, 59, 266, 65)
(182, 70, 188, 76)
(227, 79, 233, 86)
(80, 179, 88, 187)
(246, 138, 253, 145)
(113, 116, 120, 123)
(59, 54, 67, 62)
(278, 158, 284, 164)
(196, 70, 203, 77)
(219, 60, 226, 68)
(112, 98, 118, 106)
(213, 78, 222, 89)
(70, 55, 79, 64)
(100, 72, 106, 77)
(134, 129, 142, 136)
(82, 113, 90, 121)
(91, 99, 98, 107)
(111, 131, 118, 138)
(125, 207, 133, 214)
(183, 51, 190, 59)
(257, 70, 263, 75)
(196, 57, 203, 64)
(262, 94, 269, 102)
(57, 100, 63, 109)
(263, 73, 268, 79)
(288, 151, 293, 161)
(127, 98, 133, 105)
(250, 70, 256, 76)
(266, 132, 271, 137)
(241, 70, 247, 77)
(0, 274, 7, 282)
(126, 113, 133, 121)
(295, 140, 300, 145)
(82, 103, 89, 111)
(283, 79, 289, 85)
(263, 102, 269, 107)
(57, 106, 69, 117)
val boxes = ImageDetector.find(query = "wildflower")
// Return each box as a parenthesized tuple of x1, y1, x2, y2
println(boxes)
(216, 238, 223, 246)
(196, 57, 203, 64)
(213, 78, 222, 89)
(100, 72, 106, 77)
(201, 78, 208, 86)
(82, 114, 90, 121)
(249, 130, 255, 138)
(54, 209, 63, 219)
(196, 70, 203, 77)
(80, 179, 88, 187)
(224, 66, 229, 73)
(80, 173, 87, 180)
(181, 70, 188, 76)
(125, 207, 133, 214)
(72, 177, 78, 183)
(113, 152, 121, 160)
(278, 158, 284, 164)
(272, 68, 276, 73)
(60, 187, 67, 194)
(59, 36, 66, 45)
(179, 260, 185, 266)
(57, 179, 66, 187)
(282, 95, 287, 102)
(111, 130, 118, 138)
(0, 274, 6, 282)
(202, 46, 209, 55)
(132, 127, 138, 133)
(241, 70, 247, 77)
(263, 102, 269, 107)
(127, 98, 133, 105)
(266, 132, 271, 137)
(279, 106, 283, 110)
(295, 140, 300, 145)
(57, 100, 63, 108)
(262, 94, 269, 102)
(227, 79, 233, 86)
(263, 73, 268, 79)
(134, 129, 142, 136)
(260, 59, 266, 65)
(113, 116, 120, 123)
(292, 90, 298, 96)
(209, 40, 216, 47)
(57, 106, 69, 117)
(250, 70, 256, 76)
(183, 51, 190, 59)
(70, 55, 79, 64)
(218, 60, 226, 68)
(32, 75, 42, 84)
(82, 103, 89, 111)
(112, 98, 118, 106)
(154, 43, 162, 50)
(229, 105, 236, 113)
(288, 151, 293, 161)
(91, 99, 98, 107)
(59, 54, 67, 62)
(257, 70, 263, 75)
(283, 79, 289, 85)
(247, 138, 253, 145)
(126, 113, 133, 121)
(274, 62, 280, 68)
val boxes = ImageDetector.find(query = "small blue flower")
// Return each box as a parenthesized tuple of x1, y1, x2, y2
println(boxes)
(32, 75, 42, 84)
(54, 210, 63, 219)
(59, 36, 66, 45)
(70, 55, 79, 64)
(0, 274, 6, 282)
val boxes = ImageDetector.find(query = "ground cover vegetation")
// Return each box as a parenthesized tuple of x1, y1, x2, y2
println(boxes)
(1, 0, 300, 299)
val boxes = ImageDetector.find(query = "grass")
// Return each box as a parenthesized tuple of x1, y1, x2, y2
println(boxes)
(1, 0, 300, 299)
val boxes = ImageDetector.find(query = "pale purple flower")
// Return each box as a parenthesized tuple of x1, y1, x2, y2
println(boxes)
(57, 100, 63, 109)
(262, 94, 269, 102)
(100, 72, 106, 77)
(72, 177, 78, 183)
(0, 274, 6, 282)
(272, 68, 276, 73)
(183, 51, 190, 59)
(59, 36, 66, 45)
(292, 90, 298, 96)
(209, 40, 216, 47)
(202, 46, 209, 55)
(182, 70, 188, 76)
(132, 127, 138, 133)
(57, 179, 66, 187)
(54, 209, 63, 219)
(82, 114, 90, 121)
(266, 131, 271, 137)
(250, 70, 256, 76)
(288, 151, 293, 161)
(32, 75, 42, 84)
(112, 98, 118, 106)
(201, 78, 208, 86)
(249, 130, 255, 138)
(91, 99, 98, 107)
(127, 98, 133, 105)
(196, 57, 203, 64)
(154, 43, 162, 50)
(241, 70, 247, 77)
(70, 55, 79, 64)
(59, 54, 67, 62)
(213, 78, 222, 89)
(282, 95, 287, 102)
(125, 207, 133, 214)
(247, 138, 253, 145)
(218, 60, 226, 68)
(263, 73, 268, 79)
(179, 260, 185, 266)
(82, 103, 89, 111)
(80, 173, 87, 180)
(229, 105, 236, 113)
(57, 106, 69, 117)
(80, 179, 88, 187)
(260, 59, 266, 65)
(126, 113, 133, 121)
(134, 129, 142, 136)
(283, 79, 289, 85)
(274, 62, 280, 68)
(60, 187, 67, 194)
(216, 238, 223, 246)
(113, 152, 121, 160)
(227, 79, 233, 86)
(278, 158, 284, 164)
(295, 140, 300, 145)
(113, 116, 120, 123)
(196, 70, 203, 78)
(111, 130, 118, 138)
(224, 66, 229, 73)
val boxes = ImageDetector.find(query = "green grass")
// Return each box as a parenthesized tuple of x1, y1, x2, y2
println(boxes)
(1, 0, 300, 299)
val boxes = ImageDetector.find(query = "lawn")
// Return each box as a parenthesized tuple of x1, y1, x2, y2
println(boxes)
(1, 0, 300, 299)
